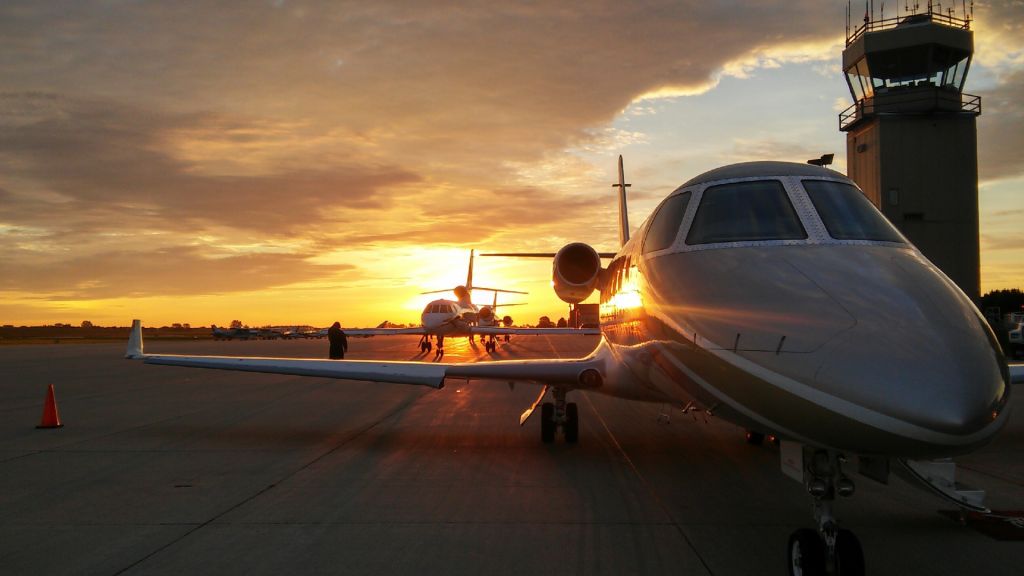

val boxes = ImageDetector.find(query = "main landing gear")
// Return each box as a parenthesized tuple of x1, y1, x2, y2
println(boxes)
(540, 387, 579, 444)
(418, 336, 433, 353)
(483, 335, 498, 353)
(788, 449, 864, 576)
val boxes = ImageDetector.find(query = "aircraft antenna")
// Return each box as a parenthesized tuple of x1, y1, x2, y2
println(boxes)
(612, 155, 631, 247)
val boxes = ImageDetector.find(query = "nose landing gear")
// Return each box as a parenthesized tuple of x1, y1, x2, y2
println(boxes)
(787, 449, 864, 576)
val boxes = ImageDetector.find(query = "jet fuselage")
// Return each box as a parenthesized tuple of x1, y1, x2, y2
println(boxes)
(589, 162, 1009, 459)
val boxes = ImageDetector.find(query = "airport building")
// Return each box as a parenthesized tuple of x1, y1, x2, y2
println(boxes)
(840, 6, 981, 302)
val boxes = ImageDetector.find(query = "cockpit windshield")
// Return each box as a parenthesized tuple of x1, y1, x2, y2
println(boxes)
(424, 303, 457, 314)
(803, 180, 904, 243)
(686, 180, 806, 245)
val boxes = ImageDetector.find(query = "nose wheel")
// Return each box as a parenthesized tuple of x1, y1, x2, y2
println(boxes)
(787, 449, 864, 576)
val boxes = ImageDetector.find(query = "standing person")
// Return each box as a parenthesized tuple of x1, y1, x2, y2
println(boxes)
(327, 321, 348, 360)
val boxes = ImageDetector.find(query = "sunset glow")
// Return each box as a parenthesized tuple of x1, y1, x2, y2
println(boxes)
(1, 2, 1022, 328)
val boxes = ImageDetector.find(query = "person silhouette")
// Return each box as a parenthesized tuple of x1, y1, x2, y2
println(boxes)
(327, 321, 348, 359)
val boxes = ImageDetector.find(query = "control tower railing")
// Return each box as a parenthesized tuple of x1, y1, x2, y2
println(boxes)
(839, 91, 981, 130)
(847, 10, 970, 46)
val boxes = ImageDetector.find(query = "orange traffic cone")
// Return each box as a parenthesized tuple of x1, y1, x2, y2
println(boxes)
(37, 384, 64, 429)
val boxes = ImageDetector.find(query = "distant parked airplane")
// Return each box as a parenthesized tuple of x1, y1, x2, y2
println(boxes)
(342, 249, 596, 356)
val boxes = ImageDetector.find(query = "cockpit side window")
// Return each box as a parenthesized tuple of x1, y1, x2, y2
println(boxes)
(686, 180, 806, 245)
(643, 192, 691, 254)
(804, 180, 904, 243)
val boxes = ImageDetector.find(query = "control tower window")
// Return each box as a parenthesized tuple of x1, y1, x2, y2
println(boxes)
(857, 46, 971, 92)
(686, 181, 806, 245)
(643, 192, 691, 254)
(846, 58, 873, 100)
(804, 180, 904, 243)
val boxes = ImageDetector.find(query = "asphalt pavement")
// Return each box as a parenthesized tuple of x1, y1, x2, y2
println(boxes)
(1, 335, 1021, 575)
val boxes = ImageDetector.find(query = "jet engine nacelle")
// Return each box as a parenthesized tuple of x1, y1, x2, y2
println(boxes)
(502, 315, 513, 327)
(552, 242, 602, 304)
(478, 306, 494, 322)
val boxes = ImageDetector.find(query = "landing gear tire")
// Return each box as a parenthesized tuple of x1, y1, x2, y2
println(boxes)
(788, 528, 825, 576)
(564, 402, 579, 443)
(745, 430, 765, 445)
(835, 529, 865, 576)
(540, 402, 555, 444)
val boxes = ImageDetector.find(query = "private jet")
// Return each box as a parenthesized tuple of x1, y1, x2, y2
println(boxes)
(342, 249, 597, 356)
(126, 157, 1024, 575)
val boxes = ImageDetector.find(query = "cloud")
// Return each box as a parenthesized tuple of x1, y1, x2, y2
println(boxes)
(0, 244, 354, 300)
(978, 69, 1024, 182)
(0, 93, 420, 232)
(973, 1, 1024, 71)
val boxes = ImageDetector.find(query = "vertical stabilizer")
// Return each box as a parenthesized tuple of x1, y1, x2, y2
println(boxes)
(466, 249, 475, 292)
(613, 155, 631, 247)
(125, 319, 144, 359)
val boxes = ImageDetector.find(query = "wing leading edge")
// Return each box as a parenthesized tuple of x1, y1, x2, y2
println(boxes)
(472, 326, 600, 336)
(125, 320, 604, 390)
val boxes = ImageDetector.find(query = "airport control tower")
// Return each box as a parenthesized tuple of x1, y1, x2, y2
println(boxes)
(840, 4, 981, 301)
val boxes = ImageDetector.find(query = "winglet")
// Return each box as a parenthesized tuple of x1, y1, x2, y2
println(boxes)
(612, 155, 631, 247)
(125, 319, 144, 359)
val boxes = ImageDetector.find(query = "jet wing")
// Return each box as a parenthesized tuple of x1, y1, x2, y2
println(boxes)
(342, 327, 426, 336)
(1010, 364, 1024, 385)
(482, 252, 618, 259)
(124, 320, 603, 389)
(472, 326, 601, 336)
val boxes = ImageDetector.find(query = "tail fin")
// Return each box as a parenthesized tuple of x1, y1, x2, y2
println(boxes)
(466, 249, 475, 291)
(613, 155, 631, 247)
(125, 319, 144, 359)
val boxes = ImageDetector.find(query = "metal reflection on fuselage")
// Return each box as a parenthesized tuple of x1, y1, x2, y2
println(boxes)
(596, 163, 1009, 459)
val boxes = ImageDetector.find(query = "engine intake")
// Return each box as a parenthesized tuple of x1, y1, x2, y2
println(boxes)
(552, 242, 602, 304)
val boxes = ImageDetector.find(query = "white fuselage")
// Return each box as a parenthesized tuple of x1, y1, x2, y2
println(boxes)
(577, 164, 1010, 460)
(420, 297, 477, 337)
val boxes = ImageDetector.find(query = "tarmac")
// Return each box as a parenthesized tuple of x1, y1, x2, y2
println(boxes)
(1, 334, 1021, 575)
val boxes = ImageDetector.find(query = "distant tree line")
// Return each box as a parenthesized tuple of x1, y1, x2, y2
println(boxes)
(980, 289, 1024, 314)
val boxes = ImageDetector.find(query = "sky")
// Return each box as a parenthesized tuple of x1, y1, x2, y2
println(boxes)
(1, 1, 1022, 328)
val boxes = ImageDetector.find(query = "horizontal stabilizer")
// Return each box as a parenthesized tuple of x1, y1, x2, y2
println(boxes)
(471, 286, 528, 295)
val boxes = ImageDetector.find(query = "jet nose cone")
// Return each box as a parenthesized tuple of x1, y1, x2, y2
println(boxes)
(818, 320, 1007, 436)
(807, 249, 1009, 439)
